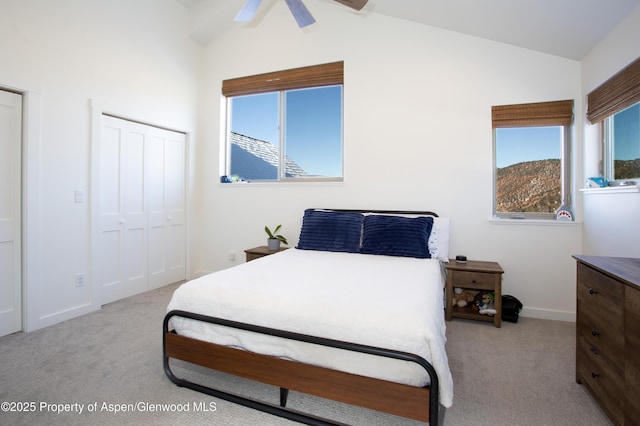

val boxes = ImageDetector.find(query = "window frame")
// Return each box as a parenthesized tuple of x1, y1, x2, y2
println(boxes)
(491, 100, 574, 220)
(602, 101, 640, 183)
(222, 62, 344, 183)
(588, 56, 640, 185)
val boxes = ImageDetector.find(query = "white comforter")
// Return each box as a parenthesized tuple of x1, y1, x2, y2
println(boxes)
(167, 248, 453, 408)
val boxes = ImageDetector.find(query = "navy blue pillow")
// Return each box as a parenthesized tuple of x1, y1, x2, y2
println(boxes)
(296, 209, 364, 253)
(360, 215, 433, 258)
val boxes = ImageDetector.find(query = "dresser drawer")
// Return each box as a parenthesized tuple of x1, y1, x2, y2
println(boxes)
(577, 337, 624, 379)
(577, 301, 624, 359)
(577, 341, 624, 425)
(450, 270, 497, 289)
(577, 335, 623, 381)
(577, 263, 624, 319)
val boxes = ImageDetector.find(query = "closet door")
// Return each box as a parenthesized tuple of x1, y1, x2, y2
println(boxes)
(97, 115, 186, 304)
(148, 127, 186, 289)
(98, 117, 148, 304)
(0, 90, 22, 337)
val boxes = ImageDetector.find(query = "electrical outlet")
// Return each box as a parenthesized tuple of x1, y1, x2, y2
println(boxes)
(228, 251, 236, 261)
(75, 273, 85, 287)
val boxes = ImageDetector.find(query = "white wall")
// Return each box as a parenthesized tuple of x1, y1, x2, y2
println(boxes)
(581, 6, 640, 257)
(6, 1, 635, 331)
(0, 0, 201, 331)
(198, 2, 583, 321)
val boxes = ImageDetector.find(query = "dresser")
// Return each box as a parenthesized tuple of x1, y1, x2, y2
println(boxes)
(573, 255, 640, 426)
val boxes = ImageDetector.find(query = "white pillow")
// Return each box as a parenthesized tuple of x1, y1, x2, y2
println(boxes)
(429, 217, 450, 262)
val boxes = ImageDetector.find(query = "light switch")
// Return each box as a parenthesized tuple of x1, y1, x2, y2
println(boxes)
(74, 190, 84, 203)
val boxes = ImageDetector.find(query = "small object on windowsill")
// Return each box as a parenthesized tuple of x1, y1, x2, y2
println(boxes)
(586, 177, 609, 188)
(220, 175, 246, 183)
(455, 255, 467, 263)
(555, 204, 574, 221)
(610, 180, 637, 187)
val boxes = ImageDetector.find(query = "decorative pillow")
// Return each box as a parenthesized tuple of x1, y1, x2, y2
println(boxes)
(296, 209, 364, 253)
(360, 215, 433, 258)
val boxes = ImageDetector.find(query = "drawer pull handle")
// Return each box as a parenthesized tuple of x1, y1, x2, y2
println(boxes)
(472, 280, 476, 283)
(588, 288, 597, 295)
(590, 347, 598, 355)
(591, 372, 600, 379)
(591, 330, 600, 337)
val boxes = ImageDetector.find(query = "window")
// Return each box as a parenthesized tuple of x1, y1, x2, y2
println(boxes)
(604, 102, 640, 181)
(587, 56, 640, 183)
(492, 100, 573, 219)
(222, 62, 344, 182)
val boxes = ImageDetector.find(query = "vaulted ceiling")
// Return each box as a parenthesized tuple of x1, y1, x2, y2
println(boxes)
(177, 0, 640, 60)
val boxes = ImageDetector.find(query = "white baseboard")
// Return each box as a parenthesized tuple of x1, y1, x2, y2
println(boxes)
(190, 270, 213, 279)
(520, 307, 575, 323)
(27, 302, 100, 332)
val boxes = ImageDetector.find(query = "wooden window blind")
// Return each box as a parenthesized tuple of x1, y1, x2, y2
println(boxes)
(222, 61, 344, 97)
(492, 100, 574, 128)
(586, 56, 640, 124)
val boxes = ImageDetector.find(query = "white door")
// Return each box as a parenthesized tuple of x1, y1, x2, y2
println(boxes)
(98, 117, 148, 304)
(97, 115, 186, 304)
(148, 126, 186, 289)
(0, 90, 22, 337)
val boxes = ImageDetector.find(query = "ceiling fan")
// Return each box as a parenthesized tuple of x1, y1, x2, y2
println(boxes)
(235, 0, 368, 28)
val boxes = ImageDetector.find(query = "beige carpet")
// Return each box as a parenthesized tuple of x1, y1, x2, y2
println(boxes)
(0, 282, 612, 425)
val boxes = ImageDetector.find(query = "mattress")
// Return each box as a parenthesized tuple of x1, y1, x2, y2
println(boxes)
(167, 248, 453, 408)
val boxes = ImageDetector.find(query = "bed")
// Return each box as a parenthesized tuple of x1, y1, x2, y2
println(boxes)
(163, 209, 453, 425)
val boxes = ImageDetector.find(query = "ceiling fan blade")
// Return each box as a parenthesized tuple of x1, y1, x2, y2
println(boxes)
(332, 0, 368, 11)
(235, 0, 263, 22)
(284, 0, 316, 28)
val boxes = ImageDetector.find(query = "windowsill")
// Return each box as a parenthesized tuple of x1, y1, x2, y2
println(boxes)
(579, 185, 639, 194)
(489, 217, 580, 226)
(218, 181, 345, 187)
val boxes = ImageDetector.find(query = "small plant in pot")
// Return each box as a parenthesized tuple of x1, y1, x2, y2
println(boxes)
(265, 225, 288, 250)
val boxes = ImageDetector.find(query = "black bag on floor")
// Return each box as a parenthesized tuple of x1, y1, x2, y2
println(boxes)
(502, 295, 523, 323)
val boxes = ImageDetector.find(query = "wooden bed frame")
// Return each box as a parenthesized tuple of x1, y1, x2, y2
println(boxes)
(162, 210, 444, 425)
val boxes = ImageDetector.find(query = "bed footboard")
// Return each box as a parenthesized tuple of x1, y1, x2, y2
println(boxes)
(163, 310, 441, 425)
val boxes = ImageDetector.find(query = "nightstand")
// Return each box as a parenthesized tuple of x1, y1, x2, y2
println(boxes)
(244, 245, 289, 262)
(445, 259, 504, 327)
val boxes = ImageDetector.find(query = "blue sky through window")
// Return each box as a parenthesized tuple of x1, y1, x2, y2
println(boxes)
(230, 86, 342, 177)
(613, 102, 640, 161)
(495, 126, 561, 168)
(231, 93, 278, 143)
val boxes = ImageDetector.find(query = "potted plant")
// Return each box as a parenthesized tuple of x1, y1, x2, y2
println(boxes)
(265, 225, 288, 250)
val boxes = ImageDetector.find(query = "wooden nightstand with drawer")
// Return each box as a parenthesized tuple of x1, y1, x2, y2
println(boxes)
(445, 259, 504, 327)
(244, 245, 288, 262)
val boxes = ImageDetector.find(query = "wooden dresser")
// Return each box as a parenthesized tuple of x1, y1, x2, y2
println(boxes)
(573, 255, 640, 426)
